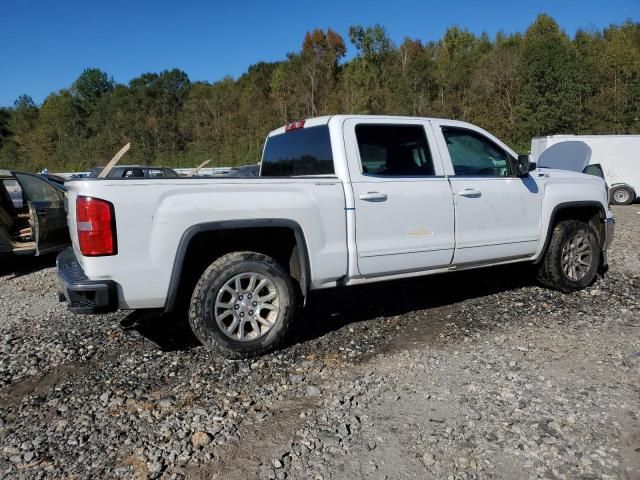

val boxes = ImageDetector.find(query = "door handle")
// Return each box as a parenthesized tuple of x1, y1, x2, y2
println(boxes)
(359, 192, 387, 202)
(458, 188, 482, 198)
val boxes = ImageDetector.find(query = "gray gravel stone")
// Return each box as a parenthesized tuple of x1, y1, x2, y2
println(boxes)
(0, 206, 638, 479)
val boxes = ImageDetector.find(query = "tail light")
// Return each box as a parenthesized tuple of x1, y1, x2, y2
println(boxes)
(285, 120, 305, 132)
(76, 196, 117, 256)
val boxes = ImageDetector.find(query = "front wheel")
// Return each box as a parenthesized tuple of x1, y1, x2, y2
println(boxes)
(189, 251, 297, 358)
(537, 220, 600, 292)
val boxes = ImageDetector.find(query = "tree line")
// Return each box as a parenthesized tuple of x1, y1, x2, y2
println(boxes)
(0, 14, 639, 172)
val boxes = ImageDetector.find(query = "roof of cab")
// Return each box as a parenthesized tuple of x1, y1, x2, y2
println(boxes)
(267, 116, 333, 137)
(266, 114, 479, 138)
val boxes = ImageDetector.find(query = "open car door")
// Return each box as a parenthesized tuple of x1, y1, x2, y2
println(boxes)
(12, 172, 69, 255)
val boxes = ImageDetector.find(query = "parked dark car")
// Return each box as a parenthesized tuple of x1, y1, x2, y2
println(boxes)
(0, 170, 69, 257)
(225, 164, 260, 177)
(88, 165, 180, 179)
(38, 172, 68, 189)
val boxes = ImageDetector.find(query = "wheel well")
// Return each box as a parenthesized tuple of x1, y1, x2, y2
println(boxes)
(609, 183, 636, 196)
(542, 204, 605, 259)
(166, 225, 307, 312)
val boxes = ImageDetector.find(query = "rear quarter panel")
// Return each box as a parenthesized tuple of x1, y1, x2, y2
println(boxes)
(65, 178, 347, 309)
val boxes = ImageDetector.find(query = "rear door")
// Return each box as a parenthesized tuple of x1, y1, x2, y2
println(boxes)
(12, 172, 69, 254)
(343, 119, 455, 277)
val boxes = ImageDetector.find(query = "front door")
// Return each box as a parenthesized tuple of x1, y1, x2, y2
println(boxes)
(343, 119, 455, 277)
(12, 172, 69, 255)
(434, 125, 542, 265)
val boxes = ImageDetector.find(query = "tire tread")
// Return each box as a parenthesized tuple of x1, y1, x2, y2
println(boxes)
(537, 219, 599, 292)
(188, 251, 296, 359)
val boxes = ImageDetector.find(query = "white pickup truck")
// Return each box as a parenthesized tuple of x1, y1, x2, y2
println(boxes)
(57, 115, 614, 357)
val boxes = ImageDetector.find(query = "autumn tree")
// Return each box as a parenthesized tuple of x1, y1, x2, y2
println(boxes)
(2, 15, 640, 171)
(300, 28, 346, 116)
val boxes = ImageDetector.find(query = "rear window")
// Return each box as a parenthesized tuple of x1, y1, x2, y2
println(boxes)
(111, 167, 145, 178)
(148, 168, 178, 178)
(261, 125, 334, 176)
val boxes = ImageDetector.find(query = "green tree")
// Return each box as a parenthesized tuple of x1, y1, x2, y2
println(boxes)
(72, 68, 114, 108)
(5, 95, 39, 169)
(580, 23, 640, 133)
(394, 38, 436, 116)
(180, 77, 240, 164)
(515, 14, 584, 143)
(433, 27, 486, 120)
(31, 90, 86, 169)
(469, 33, 523, 141)
(345, 24, 395, 113)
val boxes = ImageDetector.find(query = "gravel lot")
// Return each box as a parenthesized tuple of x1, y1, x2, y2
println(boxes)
(1, 206, 639, 480)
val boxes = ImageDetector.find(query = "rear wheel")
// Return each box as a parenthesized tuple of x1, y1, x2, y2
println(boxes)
(537, 220, 600, 292)
(610, 185, 634, 205)
(189, 251, 297, 358)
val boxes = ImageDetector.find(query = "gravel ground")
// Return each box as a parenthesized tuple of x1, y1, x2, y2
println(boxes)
(0, 205, 638, 480)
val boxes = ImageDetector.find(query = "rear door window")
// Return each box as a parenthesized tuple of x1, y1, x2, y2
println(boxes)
(148, 169, 166, 178)
(262, 125, 334, 176)
(123, 168, 145, 178)
(355, 124, 435, 176)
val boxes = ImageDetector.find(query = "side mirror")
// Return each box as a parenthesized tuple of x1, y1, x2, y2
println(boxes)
(582, 163, 604, 179)
(516, 154, 534, 176)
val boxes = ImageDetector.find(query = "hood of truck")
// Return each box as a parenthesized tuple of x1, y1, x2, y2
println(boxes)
(536, 167, 610, 215)
(536, 167, 602, 182)
(537, 144, 591, 171)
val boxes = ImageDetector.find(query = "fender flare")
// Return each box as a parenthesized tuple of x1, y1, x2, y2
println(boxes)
(163, 218, 311, 312)
(608, 183, 636, 196)
(534, 201, 606, 264)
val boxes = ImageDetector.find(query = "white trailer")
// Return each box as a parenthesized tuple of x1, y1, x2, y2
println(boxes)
(531, 135, 640, 205)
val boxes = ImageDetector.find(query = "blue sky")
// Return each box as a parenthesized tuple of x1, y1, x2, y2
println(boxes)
(0, 0, 638, 107)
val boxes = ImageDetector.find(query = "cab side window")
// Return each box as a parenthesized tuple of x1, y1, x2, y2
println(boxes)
(442, 127, 513, 177)
(355, 124, 435, 176)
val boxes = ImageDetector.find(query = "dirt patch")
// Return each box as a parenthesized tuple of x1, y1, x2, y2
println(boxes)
(186, 398, 318, 480)
(0, 362, 87, 408)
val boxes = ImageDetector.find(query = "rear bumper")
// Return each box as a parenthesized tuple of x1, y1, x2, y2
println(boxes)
(56, 247, 118, 314)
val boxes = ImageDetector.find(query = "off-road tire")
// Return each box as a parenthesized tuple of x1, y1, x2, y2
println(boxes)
(609, 185, 634, 205)
(189, 251, 297, 358)
(537, 220, 600, 292)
